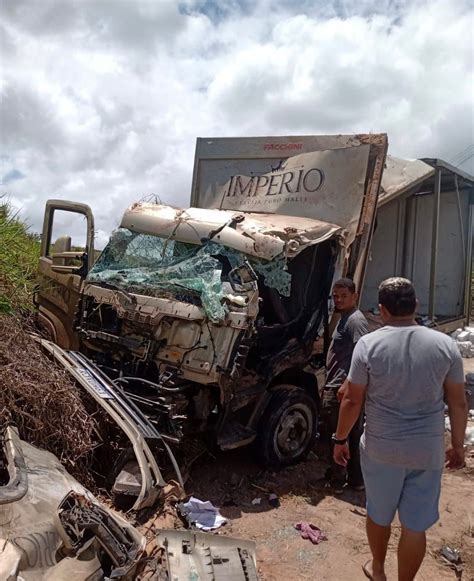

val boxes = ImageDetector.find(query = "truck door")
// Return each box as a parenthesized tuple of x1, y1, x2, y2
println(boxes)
(36, 200, 95, 349)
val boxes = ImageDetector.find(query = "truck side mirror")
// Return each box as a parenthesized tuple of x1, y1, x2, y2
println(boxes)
(50, 257, 86, 275)
(51, 237, 88, 275)
(229, 262, 258, 293)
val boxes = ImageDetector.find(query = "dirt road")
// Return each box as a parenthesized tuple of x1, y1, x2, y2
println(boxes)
(179, 361, 474, 580)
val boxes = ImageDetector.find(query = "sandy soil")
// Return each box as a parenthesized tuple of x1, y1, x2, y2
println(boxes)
(145, 359, 474, 581)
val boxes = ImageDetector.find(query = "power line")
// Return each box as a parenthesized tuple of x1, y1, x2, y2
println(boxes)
(450, 143, 474, 165)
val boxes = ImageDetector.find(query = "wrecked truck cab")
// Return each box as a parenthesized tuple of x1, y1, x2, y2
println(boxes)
(76, 206, 341, 464)
(36, 134, 387, 475)
(37, 203, 340, 468)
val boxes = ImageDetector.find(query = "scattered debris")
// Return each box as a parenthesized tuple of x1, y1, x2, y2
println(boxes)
(0, 426, 145, 580)
(350, 507, 367, 517)
(440, 545, 462, 564)
(223, 498, 238, 507)
(452, 327, 474, 358)
(150, 529, 258, 580)
(465, 425, 474, 446)
(250, 482, 271, 493)
(179, 496, 227, 531)
(269, 493, 280, 508)
(251, 497, 262, 505)
(439, 545, 463, 574)
(295, 522, 328, 545)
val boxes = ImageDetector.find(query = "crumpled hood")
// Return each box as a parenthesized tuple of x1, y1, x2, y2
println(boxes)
(120, 203, 343, 260)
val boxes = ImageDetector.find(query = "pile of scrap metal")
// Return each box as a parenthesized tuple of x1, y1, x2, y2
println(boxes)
(0, 425, 260, 581)
(142, 529, 258, 580)
(0, 425, 146, 580)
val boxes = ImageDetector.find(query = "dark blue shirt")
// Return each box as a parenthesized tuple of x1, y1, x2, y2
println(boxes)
(325, 309, 368, 391)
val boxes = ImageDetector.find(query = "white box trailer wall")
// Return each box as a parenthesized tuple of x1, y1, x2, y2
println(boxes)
(362, 158, 473, 331)
(190, 137, 473, 331)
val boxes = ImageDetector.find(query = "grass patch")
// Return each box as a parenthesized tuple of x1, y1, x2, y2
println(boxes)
(0, 198, 40, 313)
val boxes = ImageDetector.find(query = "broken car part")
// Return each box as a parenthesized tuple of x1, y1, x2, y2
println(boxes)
(34, 335, 184, 510)
(152, 529, 258, 580)
(0, 426, 145, 580)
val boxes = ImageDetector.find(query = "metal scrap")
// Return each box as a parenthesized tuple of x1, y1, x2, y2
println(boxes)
(0, 426, 146, 580)
(152, 529, 258, 580)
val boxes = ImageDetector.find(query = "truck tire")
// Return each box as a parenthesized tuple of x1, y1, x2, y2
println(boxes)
(255, 385, 318, 469)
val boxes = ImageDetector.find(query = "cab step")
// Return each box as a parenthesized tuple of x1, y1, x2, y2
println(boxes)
(217, 422, 256, 450)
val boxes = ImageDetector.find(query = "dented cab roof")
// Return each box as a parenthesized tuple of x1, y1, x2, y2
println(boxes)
(121, 203, 342, 261)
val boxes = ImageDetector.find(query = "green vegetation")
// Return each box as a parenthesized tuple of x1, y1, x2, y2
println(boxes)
(0, 198, 40, 313)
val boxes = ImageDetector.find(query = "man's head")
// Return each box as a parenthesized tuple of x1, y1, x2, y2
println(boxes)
(332, 278, 358, 313)
(378, 277, 417, 322)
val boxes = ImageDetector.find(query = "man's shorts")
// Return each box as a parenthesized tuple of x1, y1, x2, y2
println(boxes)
(361, 452, 442, 532)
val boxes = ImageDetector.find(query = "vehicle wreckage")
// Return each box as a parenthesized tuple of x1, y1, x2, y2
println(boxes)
(0, 426, 259, 580)
(0, 425, 146, 580)
(35, 134, 388, 506)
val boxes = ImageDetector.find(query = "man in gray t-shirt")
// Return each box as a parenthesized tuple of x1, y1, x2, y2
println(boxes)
(321, 278, 368, 492)
(333, 278, 467, 581)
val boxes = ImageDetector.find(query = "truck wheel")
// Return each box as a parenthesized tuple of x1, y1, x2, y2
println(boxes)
(255, 385, 317, 469)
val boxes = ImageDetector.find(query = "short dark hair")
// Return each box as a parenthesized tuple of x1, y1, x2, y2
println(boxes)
(378, 277, 416, 316)
(333, 278, 356, 293)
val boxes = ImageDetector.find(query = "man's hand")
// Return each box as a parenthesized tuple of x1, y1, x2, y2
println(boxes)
(337, 382, 347, 402)
(445, 445, 465, 469)
(333, 443, 350, 466)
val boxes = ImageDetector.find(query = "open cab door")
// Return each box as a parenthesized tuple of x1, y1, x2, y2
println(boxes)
(36, 200, 94, 349)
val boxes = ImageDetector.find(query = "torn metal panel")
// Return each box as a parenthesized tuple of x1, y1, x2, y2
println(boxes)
(0, 426, 145, 580)
(191, 137, 375, 243)
(379, 156, 435, 207)
(154, 529, 258, 580)
(188, 132, 387, 296)
(120, 203, 342, 260)
(33, 336, 182, 510)
(58, 492, 144, 578)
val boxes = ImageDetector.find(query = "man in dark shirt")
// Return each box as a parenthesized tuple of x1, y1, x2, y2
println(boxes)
(321, 278, 368, 493)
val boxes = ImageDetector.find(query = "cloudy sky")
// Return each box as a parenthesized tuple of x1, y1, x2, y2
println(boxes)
(1, 0, 473, 246)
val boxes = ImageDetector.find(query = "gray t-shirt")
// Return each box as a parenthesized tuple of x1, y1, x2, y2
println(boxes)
(348, 325, 464, 470)
(325, 309, 368, 391)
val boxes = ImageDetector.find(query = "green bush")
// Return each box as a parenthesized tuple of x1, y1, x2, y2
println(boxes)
(0, 198, 40, 313)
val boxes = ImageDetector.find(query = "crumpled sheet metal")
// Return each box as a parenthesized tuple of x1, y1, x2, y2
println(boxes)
(0, 426, 145, 580)
(153, 529, 258, 580)
(121, 203, 342, 260)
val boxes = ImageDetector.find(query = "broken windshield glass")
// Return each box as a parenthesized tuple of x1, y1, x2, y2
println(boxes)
(88, 228, 293, 321)
(252, 255, 292, 297)
(88, 229, 244, 321)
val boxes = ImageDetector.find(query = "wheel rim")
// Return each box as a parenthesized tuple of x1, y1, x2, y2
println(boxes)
(274, 403, 312, 458)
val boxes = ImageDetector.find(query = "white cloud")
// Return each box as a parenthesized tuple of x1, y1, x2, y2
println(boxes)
(0, 0, 472, 247)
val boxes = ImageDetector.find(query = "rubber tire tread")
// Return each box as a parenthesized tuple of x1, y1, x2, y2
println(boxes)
(255, 385, 317, 469)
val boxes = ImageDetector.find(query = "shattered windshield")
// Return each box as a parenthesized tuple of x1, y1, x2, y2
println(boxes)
(88, 228, 293, 322)
(88, 229, 245, 321)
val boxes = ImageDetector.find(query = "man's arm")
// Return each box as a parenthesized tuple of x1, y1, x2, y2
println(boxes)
(333, 382, 366, 466)
(444, 378, 468, 469)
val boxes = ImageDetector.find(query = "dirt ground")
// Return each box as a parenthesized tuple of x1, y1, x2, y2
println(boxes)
(148, 360, 474, 581)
